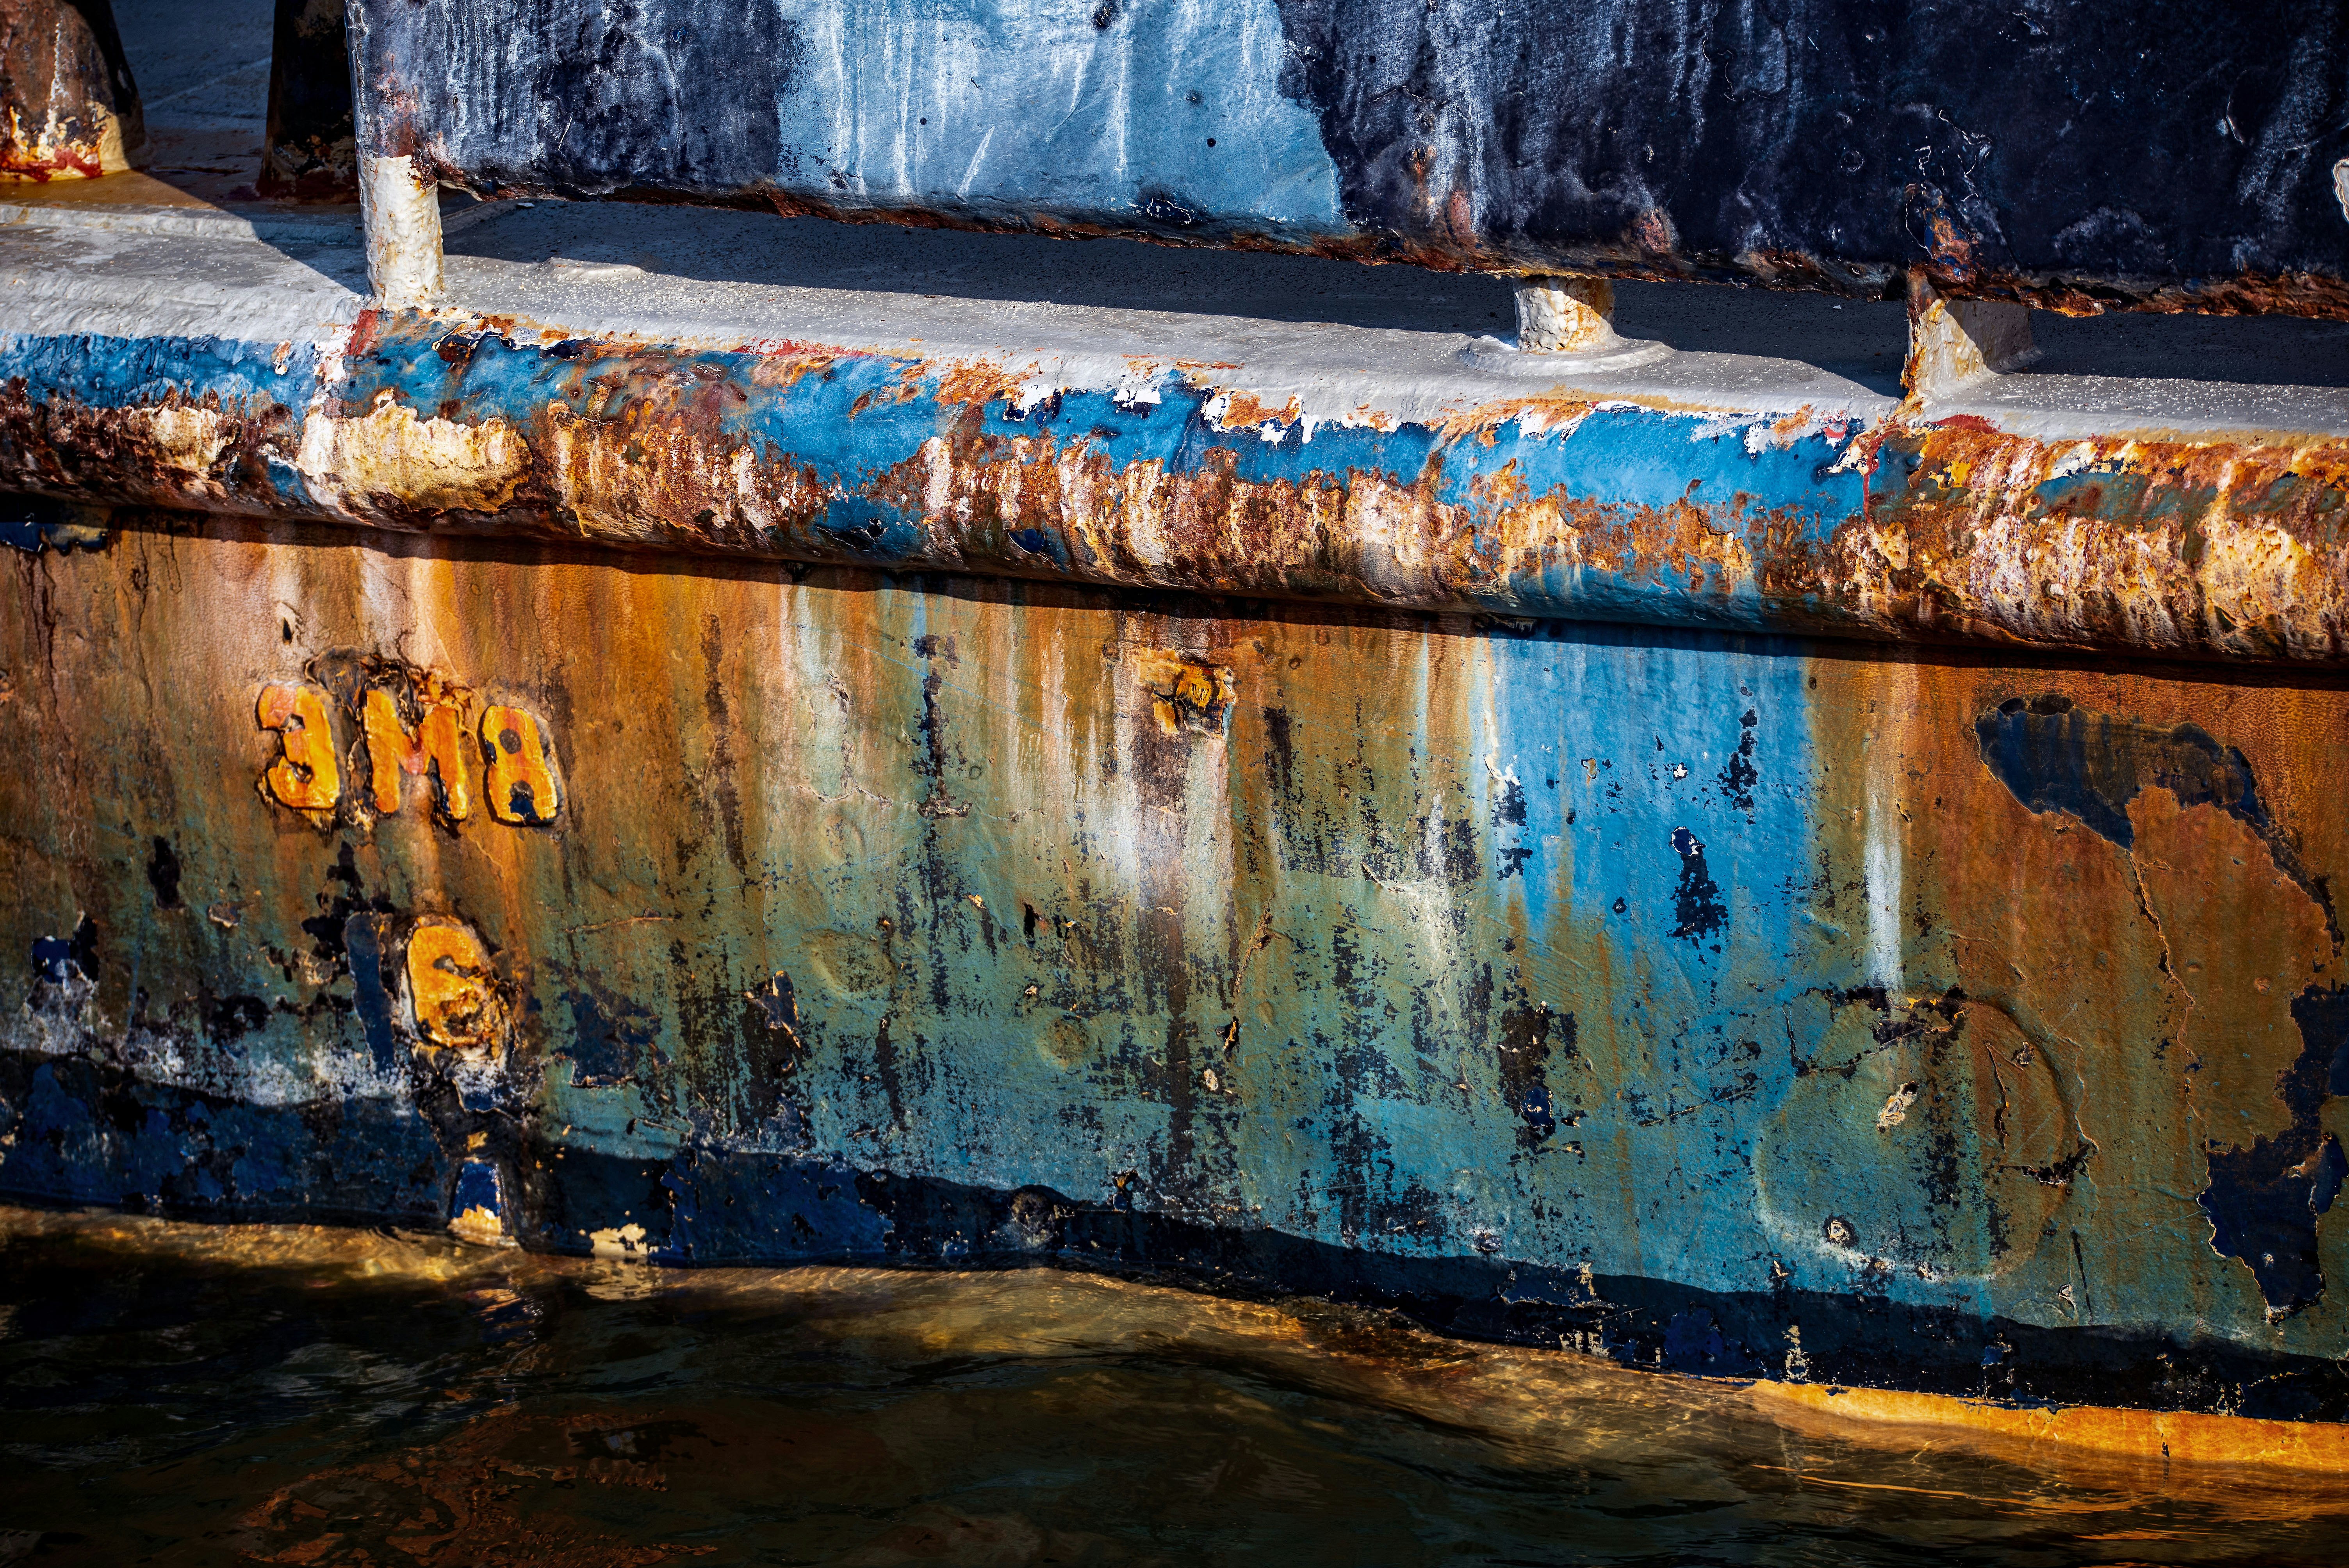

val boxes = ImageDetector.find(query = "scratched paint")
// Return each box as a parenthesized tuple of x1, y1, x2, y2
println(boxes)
(7, 513, 2349, 1431)
(9, 312, 2349, 662)
(346, 0, 2349, 312)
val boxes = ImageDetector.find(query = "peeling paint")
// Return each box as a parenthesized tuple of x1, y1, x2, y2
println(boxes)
(14, 311, 2349, 663)
(257, 684, 341, 814)
(405, 917, 505, 1057)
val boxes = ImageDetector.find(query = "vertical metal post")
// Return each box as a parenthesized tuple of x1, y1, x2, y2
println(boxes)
(358, 152, 443, 305)
(345, 0, 442, 305)
(261, 0, 359, 200)
(1904, 276, 2035, 401)
(0, 0, 146, 179)
(1514, 275, 1618, 353)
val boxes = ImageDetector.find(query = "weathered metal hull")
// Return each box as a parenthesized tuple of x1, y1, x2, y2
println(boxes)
(12, 189, 2349, 1454)
(9, 500, 2349, 1435)
(347, 0, 2349, 313)
(11, 297, 2349, 666)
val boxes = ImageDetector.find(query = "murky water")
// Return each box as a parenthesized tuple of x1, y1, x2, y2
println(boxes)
(2, 1208, 2346, 1566)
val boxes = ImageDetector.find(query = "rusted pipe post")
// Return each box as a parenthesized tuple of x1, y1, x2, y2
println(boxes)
(358, 151, 442, 305)
(1904, 275, 2036, 401)
(0, 0, 144, 180)
(1513, 275, 1618, 353)
(346, 0, 440, 304)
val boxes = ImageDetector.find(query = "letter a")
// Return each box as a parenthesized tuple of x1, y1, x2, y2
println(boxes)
(480, 705, 561, 825)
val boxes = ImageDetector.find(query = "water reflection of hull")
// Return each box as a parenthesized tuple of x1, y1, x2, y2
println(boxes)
(15, 1206, 2346, 1557)
(9, 488, 2349, 1455)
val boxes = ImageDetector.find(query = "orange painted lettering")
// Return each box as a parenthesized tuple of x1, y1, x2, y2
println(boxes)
(362, 689, 475, 820)
(256, 684, 340, 811)
(480, 705, 561, 825)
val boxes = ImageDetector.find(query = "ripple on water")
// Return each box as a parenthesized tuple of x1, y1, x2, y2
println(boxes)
(0, 1205, 2345, 1566)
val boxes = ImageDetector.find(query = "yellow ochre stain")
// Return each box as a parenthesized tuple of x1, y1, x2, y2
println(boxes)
(1753, 1379, 2349, 1475)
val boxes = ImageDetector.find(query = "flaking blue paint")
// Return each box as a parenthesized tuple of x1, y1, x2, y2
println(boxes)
(345, 323, 1866, 624)
(0, 331, 319, 410)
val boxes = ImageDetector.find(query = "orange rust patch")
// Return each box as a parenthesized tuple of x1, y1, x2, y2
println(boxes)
(930, 360, 1030, 412)
(1849, 422, 2349, 659)
(1215, 389, 1304, 429)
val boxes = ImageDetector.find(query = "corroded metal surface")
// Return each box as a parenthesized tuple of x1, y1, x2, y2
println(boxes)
(8, 300, 2349, 661)
(0, 0, 142, 180)
(260, 0, 356, 201)
(348, 0, 2349, 312)
(8, 511, 2349, 1427)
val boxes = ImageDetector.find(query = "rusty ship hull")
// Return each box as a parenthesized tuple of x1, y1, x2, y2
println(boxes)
(8, 248, 2349, 1441)
(9, 0, 2349, 1466)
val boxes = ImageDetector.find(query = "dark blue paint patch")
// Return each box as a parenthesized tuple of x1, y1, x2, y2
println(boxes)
(1662, 1308, 1732, 1373)
(1976, 694, 2269, 852)
(0, 1055, 444, 1223)
(1668, 827, 1725, 944)
(1490, 772, 1531, 879)
(1495, 1005, 1570, 1151)
(563, 986, 659, 1088)
(451, 1158, 506, 1224)
(522, 1142, 675, 1260)
(1975, 695, 2335, 936)
(1719, 708, 1759, 812)
(344, 913, 402, 1077)
(817, 495, 921, 558)
(0, 494, 108, 554)
(2201, 983, 2349, 1317)
(663, 1148, 895, 1262)
(29, 916, 96, 985)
